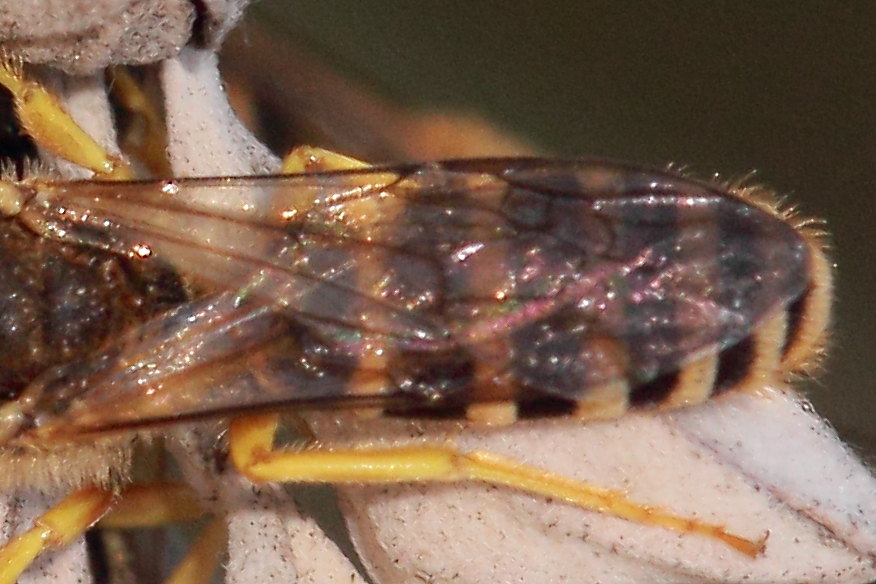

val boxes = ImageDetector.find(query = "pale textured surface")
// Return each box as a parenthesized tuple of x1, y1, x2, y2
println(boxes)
(673, 389, 876, 557)
(161, 47, 278, 180)
(0, 0, 251, 74)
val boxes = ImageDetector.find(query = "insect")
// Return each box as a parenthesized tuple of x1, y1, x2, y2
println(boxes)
(0, 59, 832, 582)
(3, 157, 830, 425)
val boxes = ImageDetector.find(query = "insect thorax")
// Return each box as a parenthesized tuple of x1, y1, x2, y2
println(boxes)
(0, 218, 188, 403)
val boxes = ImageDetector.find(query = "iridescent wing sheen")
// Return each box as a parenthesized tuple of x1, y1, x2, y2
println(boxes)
(19, 159, 812, 435)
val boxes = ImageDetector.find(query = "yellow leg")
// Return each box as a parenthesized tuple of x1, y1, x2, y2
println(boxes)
(107, 66, 173, 177)
(0, 481, 208, 584)
(0, 487, 114, 584)
(165, 518, 226, 584)
(99, 482, 206, 529)
(229, 413, 765, 557)
(99, 482, 223, 584)
(0, 57, 132, 179)
(281, 145, 369, 174)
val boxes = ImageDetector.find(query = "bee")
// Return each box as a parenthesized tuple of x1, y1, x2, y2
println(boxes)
(1, 157, 830, 437)
(0, 156, 827, 423)
(0, 156, 829, 545)
(0, 57, 833, 583)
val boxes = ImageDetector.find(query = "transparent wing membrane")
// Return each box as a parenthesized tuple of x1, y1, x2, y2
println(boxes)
(11, 159, 815, 440)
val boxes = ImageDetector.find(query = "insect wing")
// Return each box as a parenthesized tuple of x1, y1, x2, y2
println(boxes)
(19, 159, 812, 434)
(22, 290, 373, 436)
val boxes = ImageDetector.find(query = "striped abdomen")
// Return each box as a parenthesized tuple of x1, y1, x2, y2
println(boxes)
(9, 159, 832, 436)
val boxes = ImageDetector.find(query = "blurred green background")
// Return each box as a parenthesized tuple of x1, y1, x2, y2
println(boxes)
(245, 2, 876, 454)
